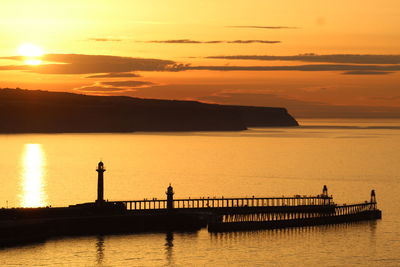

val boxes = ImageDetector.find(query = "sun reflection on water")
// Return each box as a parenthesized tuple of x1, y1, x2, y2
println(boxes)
(20, 144, 48, 207)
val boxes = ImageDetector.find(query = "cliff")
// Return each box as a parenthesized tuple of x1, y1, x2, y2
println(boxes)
(0, 88, 298, 133)
(231, 105, 298, 127)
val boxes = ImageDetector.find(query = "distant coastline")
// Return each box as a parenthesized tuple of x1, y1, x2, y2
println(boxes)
(0, 88, 298, 133)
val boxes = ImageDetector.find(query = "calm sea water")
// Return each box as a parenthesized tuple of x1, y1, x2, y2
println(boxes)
(0, 119, 399, 266)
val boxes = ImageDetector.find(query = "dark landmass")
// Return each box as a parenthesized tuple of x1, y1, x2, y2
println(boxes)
(0, 88, 298, 133)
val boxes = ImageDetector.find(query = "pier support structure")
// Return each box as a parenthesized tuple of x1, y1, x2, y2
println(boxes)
(166, 184, 174, 210)
(96, 161, 106, 204)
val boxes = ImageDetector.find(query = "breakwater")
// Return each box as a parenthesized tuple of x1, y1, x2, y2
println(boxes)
(0, 162, 381, 247)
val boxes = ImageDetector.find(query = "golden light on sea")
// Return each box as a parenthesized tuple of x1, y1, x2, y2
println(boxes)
(20, 144, 48, 207)
(17, 43, 44, 65)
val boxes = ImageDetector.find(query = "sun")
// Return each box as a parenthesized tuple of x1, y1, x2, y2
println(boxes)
(18, 43, 44, 57)
(17, 43, 44, 65)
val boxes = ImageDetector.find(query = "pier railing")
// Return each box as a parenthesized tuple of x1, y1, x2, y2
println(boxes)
(334, 201, 377, 216)
(219, 201, 378, 223)
(112, 195, 333, 211)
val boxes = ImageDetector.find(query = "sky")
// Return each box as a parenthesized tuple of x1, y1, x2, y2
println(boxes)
(1, 0, 400, 118)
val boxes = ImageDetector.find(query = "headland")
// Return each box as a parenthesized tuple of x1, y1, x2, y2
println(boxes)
(0, 88, 298, 133)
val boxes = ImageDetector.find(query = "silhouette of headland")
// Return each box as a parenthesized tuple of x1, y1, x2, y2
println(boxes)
(0, 88, 298, 133)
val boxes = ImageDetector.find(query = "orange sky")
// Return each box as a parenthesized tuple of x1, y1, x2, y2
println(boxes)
(1, 0, 400, 118)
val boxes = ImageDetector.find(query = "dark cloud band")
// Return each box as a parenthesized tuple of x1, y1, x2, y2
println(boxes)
(0, 54, 175, 74)
(185, 64, 400, 72)
(1, 53, 400, 75)
(207, 54, 400, 64)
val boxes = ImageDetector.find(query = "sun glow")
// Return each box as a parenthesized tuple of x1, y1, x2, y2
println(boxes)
(17, 43, 44, 65)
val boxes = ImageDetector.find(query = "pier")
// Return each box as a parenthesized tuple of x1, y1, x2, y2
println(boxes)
(0, 161, 382, 246)
(89, 162, 380, 232)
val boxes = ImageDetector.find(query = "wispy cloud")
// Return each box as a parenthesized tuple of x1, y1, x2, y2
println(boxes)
(86, 73, 141, 78)
(143, 39, 222, 44)
(75, 79, 154, 93)
(75, 86, 128, 92)
(141, 39, 280, 44)
(342, 71, 394, 75)
(227, 25, 299, 29)
(207, 54, 400, 64)
(372, 95, 400, 100)
(88, 38, 122, 42)
(227, 40, 280, 44)
(101, 80, 153, 87)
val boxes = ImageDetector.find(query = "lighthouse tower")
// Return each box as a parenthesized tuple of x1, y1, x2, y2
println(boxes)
(322, 185, 329, 205)
(166, 184, 174, 210)
(96, 161, 106, 204)
(322, 185, 328, 197)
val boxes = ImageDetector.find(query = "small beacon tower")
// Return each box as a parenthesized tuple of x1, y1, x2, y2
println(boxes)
(370, 190, 376, 203)
(322, 185, 328, 197)
(96, 161, 106, 204)
(370, 189, 377, 210)
(322, 185, 329, 205)
(166, 184, 174, 210)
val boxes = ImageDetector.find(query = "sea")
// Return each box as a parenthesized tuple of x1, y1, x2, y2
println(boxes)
(0, 119, 399, 266)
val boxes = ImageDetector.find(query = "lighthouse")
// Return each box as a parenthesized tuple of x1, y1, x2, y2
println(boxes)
(96, 161, 106, 204)
(166, 184, 174, 210)
(322, 185, 328, 197)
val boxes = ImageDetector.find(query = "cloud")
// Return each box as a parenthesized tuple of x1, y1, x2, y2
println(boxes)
(207, 54, 400, 64)
(227, 40, 280, 44)
(75, 86, 128, 92)
(101, 80, 154, 87)
(185, 64, 400, 72)
(342, 71, 394, 75)
(2, 53, 400, 76)
(88, 38, 121, 42)
(85, 72, 141, 78)
(144, 39, 222, 44)
(74, 80, 154, 93)
(142, 39, 280, 44)
(227, 25, 299, 29)
(0, 64, 30, 71)
(372, 95, 400, 100)
(0, 54, 176, 74)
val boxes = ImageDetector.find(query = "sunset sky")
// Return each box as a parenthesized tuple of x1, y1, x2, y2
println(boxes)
(1, 0, 400, 118)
